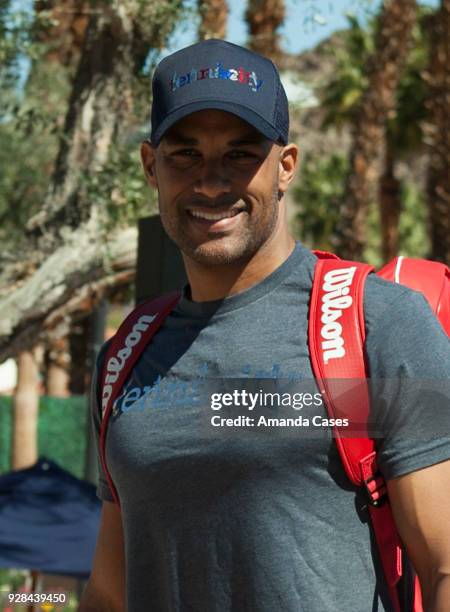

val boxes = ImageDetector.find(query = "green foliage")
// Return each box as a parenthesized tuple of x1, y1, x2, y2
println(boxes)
(0, 568, 29, 593)
(0, 395, 88, 477)
(0, 567, 79, 609)
(292, 150, 430, 265)
(320, 8, 431, 156)
(297, 6, 435, 263)
(293, 153, 348, 251)
(320, 14, 374, 129)
(386, 12, 431, 158)
(0, 62, 70, 242)
(362, 197, 382, 267)
(0, 3, 71, 247)
(361, 180, 431, 265)
(83, 144, 158, 232)
(398, 181, 430, 258)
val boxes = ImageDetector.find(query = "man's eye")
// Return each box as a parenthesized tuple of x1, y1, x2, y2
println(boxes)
(228, 150, 255, 159)
(174, 149, 199, 157)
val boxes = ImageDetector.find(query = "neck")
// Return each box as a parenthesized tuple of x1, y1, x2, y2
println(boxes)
(183, 224, 295, 303)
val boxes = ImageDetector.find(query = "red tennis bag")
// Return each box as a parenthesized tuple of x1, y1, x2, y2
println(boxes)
(99, 253, 450, 612)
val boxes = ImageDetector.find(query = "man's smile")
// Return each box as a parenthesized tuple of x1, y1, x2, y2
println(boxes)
(186, 206, 247, 232)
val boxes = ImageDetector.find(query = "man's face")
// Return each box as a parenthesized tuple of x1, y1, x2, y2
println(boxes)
(142, 109, 294, 266)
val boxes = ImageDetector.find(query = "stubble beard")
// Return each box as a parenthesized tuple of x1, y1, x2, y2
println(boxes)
(160, 181, 281, 267)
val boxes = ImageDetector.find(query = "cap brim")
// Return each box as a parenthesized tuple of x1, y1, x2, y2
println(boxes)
(150, 100, 282, 146)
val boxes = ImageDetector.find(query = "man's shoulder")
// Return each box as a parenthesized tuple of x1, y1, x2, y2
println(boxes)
(363, 270, 431, 331)
(362, 268, 449, 377)
(364, 269, 412, 302)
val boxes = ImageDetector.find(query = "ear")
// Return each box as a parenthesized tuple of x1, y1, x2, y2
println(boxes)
(140, 140, 158, 188)
(278, 143, 299, 195)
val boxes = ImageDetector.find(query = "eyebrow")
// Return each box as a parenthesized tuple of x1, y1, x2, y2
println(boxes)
(163, 131, 269, 147)
(228, 134, 268, 146)
(163, 132, 197, 146)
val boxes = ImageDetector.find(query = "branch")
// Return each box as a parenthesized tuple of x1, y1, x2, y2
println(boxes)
(0, 222, 137, 362)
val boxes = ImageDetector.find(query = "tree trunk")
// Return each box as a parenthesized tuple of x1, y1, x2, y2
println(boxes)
(245, 0, 285, 62)
(47, 360, 69, 397)
(379, 142, 402, 262)
(46, 334, 70, 397)
(198, 0, 228, 40)
(26, 4, 140, 236)
(0, 0, 181, 361)
(34, 0, 89, 68)
(69, 317, 90, 395)
(11, 350, 41, 470)
(336, 0, 417, 260)
(425, 0, 450, 265)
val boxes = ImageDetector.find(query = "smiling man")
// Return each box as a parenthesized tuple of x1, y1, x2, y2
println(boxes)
(143, 108, 297, 302)
(79, 40, 450, 612)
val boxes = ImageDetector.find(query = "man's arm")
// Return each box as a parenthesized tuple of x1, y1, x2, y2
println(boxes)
(387, 459, 450, 612)
(78, 501, 126, 612)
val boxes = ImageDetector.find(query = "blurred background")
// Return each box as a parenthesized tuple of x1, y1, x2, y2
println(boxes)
(0, 0, 449, 609)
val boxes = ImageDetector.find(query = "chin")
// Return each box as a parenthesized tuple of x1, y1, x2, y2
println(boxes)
(182, 236, 258, 267)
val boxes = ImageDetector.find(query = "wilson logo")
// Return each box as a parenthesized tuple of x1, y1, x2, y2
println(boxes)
(102, 314, 157, 416)
(321, 267, 357, 364)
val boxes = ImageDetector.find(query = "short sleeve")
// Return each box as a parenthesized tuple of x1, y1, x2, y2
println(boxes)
(364, 277, 450, 480)
(90, 339, 115, 502)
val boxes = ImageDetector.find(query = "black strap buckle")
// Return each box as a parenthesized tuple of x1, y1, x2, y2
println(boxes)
(364, 473, 388, 507)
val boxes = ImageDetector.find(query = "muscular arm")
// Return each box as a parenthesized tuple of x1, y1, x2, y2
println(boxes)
(78, 501, 126, 612)
(387, 459, 450, 612)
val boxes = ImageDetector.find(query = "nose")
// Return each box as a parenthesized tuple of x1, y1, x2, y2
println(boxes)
(193, 159, 231, 200)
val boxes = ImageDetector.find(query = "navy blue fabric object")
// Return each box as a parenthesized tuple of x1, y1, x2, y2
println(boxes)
(0, 458, 101, 578)
(150, 39, 289, 146)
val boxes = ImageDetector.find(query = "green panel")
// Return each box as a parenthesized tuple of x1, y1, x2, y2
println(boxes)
(38, 396, 88, 479)
(0, 395, 89, 478)
(0, 397, 12, 473)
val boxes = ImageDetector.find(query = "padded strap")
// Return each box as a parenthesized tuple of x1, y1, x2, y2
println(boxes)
(309, 257, 375, 483)
(99, 292, 181, 505)
(309, 255, 404, 610)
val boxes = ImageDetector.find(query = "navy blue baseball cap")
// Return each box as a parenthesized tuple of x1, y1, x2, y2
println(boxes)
(150, 39, 289, 146)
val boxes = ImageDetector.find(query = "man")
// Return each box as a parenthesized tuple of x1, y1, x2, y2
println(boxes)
(79, 39, 450, 611)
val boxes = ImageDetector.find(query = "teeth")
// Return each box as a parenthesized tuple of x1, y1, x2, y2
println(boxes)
(189, 209, 240, 221)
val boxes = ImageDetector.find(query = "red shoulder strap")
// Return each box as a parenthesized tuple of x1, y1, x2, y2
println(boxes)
(99, 292, 181, 505)
(378, 256, 450, 336)
(309, 255, 376, 483)
(309, 254, 406, 610)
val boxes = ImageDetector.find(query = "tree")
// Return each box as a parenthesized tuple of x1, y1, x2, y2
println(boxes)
(0, 0, 183, 363)
(321, 12, 428, 262)
(425, 0, 450, 264)
(4, 2, 89, 469)
(34, 0, 88, 68)
(335, 0, 417, 260)
(246, 0, 285, 62)
(11, 350, 41, 469)
(198, 0, 228, 40)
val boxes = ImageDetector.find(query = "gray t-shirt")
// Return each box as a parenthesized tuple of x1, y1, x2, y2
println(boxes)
(91, 242, 450, 612)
